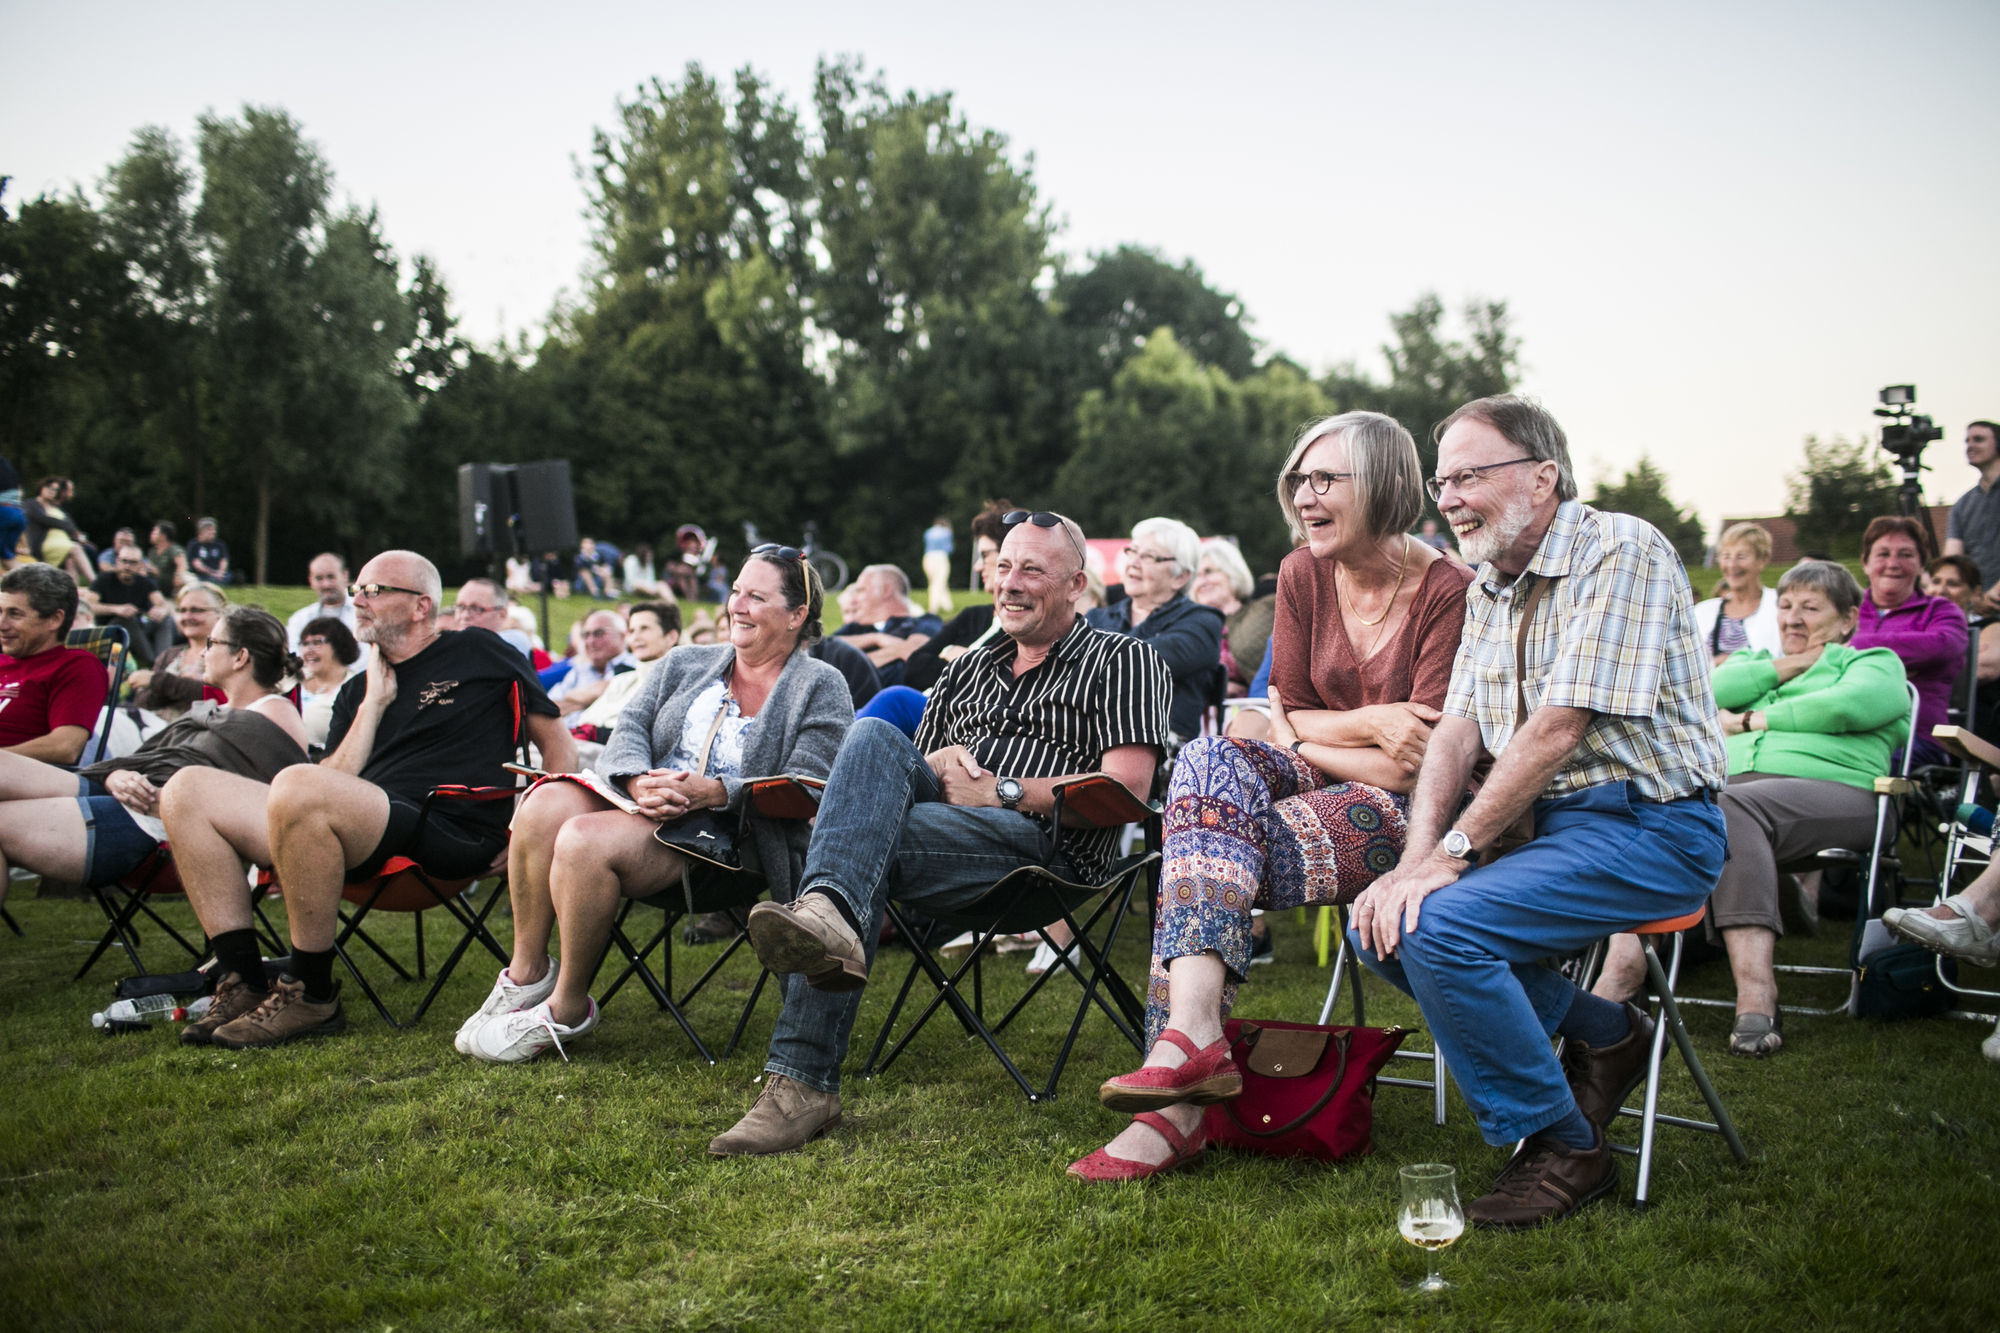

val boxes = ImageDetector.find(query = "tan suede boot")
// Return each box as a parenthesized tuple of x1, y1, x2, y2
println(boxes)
(707, 1074, 842, 1156)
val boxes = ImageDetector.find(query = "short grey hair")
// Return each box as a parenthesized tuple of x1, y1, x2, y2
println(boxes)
(1132, 517, 1201, 582)
(460, 577, 508, 608)
(1436, 395, 1577, 503)
(175, 580, 229, 612)
(0, 563, 80, 637)
(1199, 537, 1254, 600)
(1277, 411, 1425, 544)
(859, 564, 911, 598)
(1777, 559, 1863, 626)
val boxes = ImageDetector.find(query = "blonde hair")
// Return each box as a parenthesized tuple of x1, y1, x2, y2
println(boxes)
(1717, 522, 1773, 565)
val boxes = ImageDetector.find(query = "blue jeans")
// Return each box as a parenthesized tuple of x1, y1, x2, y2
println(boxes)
(1349, 781, 1726, 1145)
(764, 718, 1068, 1093)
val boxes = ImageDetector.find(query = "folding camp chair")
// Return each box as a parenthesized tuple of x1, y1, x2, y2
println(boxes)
(1920, 724, 2000, 1009)
(1315, 904, 1452, 1125)
(64, 625, 130, 766)
(861, 773, 1161, 1103)
(73, 845, 203, 980)
(597, 776, 821, 1063)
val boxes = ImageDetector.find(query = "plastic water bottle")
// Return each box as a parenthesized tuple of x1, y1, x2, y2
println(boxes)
(90, 993, 181, 1028)
(1957, 803, 1995, 837)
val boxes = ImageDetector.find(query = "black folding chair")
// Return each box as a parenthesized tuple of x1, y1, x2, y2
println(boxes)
(861, 773, 1161, 1103)
(64, 625, 130, 766)
(598, 777, 820, 1063)
(74, 845, 205, 980)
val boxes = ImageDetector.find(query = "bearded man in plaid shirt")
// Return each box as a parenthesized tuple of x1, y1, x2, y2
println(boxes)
(1350, 395, 1727, 1229)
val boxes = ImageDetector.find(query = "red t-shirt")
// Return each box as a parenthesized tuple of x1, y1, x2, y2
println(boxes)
(0, 646, 108, 747)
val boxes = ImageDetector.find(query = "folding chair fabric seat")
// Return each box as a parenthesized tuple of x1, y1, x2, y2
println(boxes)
(75, 844, 203, 980)
(861, 774, 1160, 1103)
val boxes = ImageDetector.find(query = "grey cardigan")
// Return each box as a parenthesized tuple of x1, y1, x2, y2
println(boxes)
(598, 642, 853, 900)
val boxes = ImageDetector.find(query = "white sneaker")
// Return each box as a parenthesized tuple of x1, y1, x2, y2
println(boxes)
(454, 958, 560, 1055)
(469, 998, 599, 1064)
(1026, 939, 1074, 978)
(1984, 1018, 2000, 1066)
(937, 931, 983, 955)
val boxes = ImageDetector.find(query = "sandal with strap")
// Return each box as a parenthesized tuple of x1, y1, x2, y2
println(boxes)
(1098, 1028, 1243, 1113)
(1728, 1011, 1783, 1058)
(1067, 1111, 1209, 1183)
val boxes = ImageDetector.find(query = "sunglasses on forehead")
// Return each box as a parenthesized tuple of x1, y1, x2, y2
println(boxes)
(1001, 510, 1085, 564)
(750, 542, 807, 564)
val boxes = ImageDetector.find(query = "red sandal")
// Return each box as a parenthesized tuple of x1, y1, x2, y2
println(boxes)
(1067, 1111, 1209, 1182)
(1098, 1028, 1242, 1113)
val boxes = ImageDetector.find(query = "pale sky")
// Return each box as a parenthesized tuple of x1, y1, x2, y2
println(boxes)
(5, 0, 1995, 538)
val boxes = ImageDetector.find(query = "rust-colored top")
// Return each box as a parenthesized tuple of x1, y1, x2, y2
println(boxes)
(1269, 546, 1473, 714)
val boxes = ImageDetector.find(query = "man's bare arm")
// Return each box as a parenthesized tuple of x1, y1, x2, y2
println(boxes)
(6, 724, 89, 765)
(527, 712, 578, 775)
(1448, 705, 1591, 853)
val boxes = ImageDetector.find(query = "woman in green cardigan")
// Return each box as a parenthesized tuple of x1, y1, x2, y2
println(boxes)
(1601, 560, 1910, 1057)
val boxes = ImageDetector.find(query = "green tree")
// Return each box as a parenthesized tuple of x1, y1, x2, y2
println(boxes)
(1054, 245, 1257, 384)
(1588, 455, 1706, 564)
(1785, 434, 1899, 557)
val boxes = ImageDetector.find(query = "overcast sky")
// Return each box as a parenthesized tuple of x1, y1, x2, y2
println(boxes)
(6, 0, 1995, 536)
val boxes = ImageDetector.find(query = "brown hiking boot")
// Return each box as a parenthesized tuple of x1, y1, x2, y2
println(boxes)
(746, 893, 868, 992)
(1467, 1130, 1618, 1229)
(208, 975, 346, 1050)
(179, 972, 269, 1046)
(707, 1074, 842, 1156)
(1562, 1001, 1656, 1132)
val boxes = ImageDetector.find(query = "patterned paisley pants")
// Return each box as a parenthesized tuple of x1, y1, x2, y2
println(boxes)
(1145, 735, 1407, 1048)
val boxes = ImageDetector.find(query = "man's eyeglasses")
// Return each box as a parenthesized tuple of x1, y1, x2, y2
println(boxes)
(1001, 510, 1085, 565)
(1121, 546, 1176, 565)
(1425, 457, 1539, 503)
(581, 628, 620, 640)
(1283, 469, 1354, 496)
(750, 543, 806, 564)
(348, 582, 426, 601)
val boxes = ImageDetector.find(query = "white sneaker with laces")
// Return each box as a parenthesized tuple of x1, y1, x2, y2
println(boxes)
(455, 958, 560, 1055)
(469, 998, 599, 1064)
(1026, 939, 1073, 978)
(1984, 1018, 2000, 1066)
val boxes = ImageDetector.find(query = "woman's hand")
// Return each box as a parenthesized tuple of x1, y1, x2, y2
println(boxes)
(1266, 687, 1298, 750)
(630, 769, 725, 821)
(1366, 702, 1442, 773)
(104, 769, 159, 816)
(1717, 709, 1747, 736)
(125, 669, 153, 692)
(1771, 641, 1827, 683)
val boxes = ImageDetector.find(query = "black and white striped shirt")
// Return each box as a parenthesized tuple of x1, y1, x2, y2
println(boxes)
(917, 617, 1171, 883)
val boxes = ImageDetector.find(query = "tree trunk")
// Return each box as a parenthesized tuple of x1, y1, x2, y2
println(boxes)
(253, 461, 270, 587)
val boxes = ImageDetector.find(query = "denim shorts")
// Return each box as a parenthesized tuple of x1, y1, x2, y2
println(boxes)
(76, 776, 162, 888)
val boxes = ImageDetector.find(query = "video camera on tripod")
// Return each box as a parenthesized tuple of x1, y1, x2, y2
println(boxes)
(1874, 384, 1944, 521)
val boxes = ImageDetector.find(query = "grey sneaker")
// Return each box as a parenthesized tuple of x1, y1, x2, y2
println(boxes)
(209, 975, 345, 1049)
(179, 972, 269, 1047)
(746, 893, 868, 991)
(707, 1074, 841, 1156)
(1884, 897, 2000, 967)
(454, 958, 559, 1055)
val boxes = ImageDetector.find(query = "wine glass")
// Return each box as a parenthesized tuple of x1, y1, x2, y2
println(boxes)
(1397, 1162, 1464, 1293)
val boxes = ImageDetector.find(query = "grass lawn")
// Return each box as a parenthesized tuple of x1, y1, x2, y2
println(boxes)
(3, 884, 1998, 1331)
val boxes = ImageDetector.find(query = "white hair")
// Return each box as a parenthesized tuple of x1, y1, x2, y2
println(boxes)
(1132, 516, 1201, 581)
(1199, 537, 1254, 600)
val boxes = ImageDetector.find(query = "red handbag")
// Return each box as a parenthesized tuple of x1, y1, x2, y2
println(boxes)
(1202, 1018, 1409, 1160)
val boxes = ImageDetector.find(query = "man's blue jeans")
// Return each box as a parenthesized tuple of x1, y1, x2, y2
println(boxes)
(764, 718, 1070, 1094)
(1349, 781, 1726, 1145)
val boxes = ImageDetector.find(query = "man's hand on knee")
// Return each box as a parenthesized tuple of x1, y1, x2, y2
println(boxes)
(1354, 854, 1463, 957)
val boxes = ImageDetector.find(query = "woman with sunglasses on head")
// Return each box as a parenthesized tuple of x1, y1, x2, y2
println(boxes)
(124, 581, 231, 721)
(457, 546, 854, 1063)
(1086, 517, 1225, 745)
(1073, 411, 1473, 1181)
(0, 605, 307, 893)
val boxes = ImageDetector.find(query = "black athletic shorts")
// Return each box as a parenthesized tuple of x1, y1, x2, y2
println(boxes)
(350, 791, 507, 883)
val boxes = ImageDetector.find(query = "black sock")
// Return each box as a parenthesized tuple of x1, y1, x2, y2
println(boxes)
(808, 887, 864, 936)
(290, 947, 337, 1002)
(209, 930, 268, 992)
(1556, 988, 1631, 1048)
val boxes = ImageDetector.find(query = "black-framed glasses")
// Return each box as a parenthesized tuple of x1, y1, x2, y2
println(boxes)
(206, 637, 240, 653)
(1121, 545, 1175, 565)
(1283, 469, 1353, 496)
(348, 582, 426, 600)
(750, 542, 806, 564)
(1001, 510, 1085, 565)
(1425, 457, 1539, 503)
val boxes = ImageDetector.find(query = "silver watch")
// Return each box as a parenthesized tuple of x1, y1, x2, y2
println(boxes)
(996, 776, 1024, 810)
(1439, 828, 1474, 862)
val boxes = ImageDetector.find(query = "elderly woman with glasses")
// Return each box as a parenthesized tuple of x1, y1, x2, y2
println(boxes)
(456, 545, 854, 1064)
(1086, 517, 1224, 743)
(1072, 411, 1474, 1181)
(0, 606, 308, 893)
(125, 581, 231, 721)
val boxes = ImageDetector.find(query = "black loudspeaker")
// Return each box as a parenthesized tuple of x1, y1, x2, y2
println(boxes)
(514, 460, 578, 554)
(457, 463, 514, 557)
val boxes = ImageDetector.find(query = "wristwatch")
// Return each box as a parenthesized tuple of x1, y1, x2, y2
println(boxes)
(1288, 738, 1307, 754)
(1439, 828, 1475, 862)
(996, 776, 1024, 810)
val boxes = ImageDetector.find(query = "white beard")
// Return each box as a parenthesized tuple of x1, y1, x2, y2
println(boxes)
(1455, 491, 1540, 567)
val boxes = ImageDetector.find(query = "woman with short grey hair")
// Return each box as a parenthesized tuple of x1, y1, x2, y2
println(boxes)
(1087, 515, 1222, 742)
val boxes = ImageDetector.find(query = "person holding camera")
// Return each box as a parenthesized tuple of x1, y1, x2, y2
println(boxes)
(1943, 420, 2000, 600)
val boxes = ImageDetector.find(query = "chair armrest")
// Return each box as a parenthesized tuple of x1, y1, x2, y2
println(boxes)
(1873, 776, 1917, 797)
(747, 775, 825, 821)
(1933, 725, 2000, 771)
(1050, 774, 1156, 829)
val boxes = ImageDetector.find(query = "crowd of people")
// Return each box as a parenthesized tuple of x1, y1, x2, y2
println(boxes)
(3, 407, 1999, 1229)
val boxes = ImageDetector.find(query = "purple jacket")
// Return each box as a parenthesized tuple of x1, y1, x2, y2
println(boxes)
(1853, 590, 1968, 761)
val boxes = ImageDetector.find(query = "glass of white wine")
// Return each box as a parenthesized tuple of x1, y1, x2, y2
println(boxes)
(1397, 1162, 1464, 1293)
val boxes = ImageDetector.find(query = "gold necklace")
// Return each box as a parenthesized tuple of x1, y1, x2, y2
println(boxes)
(1341, 536, 1409, 628)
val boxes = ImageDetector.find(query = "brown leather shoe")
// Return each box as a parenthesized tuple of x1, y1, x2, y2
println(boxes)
(1562, 1001, 1655, 1132)
(179, 972, 268, 1046)
(209, 975, 346, 1050)
(746, 894, 868, 992)
(1467, 1130, 1618, 1229)
(707, 1074, 842, 1156)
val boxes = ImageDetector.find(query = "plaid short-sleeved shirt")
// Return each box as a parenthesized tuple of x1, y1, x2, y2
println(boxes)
(1444, 501, 1726, 801)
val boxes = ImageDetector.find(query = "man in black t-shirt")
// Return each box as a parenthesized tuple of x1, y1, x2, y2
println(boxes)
(187, 517, 230, 584)
(86, 547, 172, 664)
(161, 550, 577, 1049)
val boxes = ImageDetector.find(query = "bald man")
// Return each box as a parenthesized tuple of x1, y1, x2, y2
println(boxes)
(162, 550, 578, 1049)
